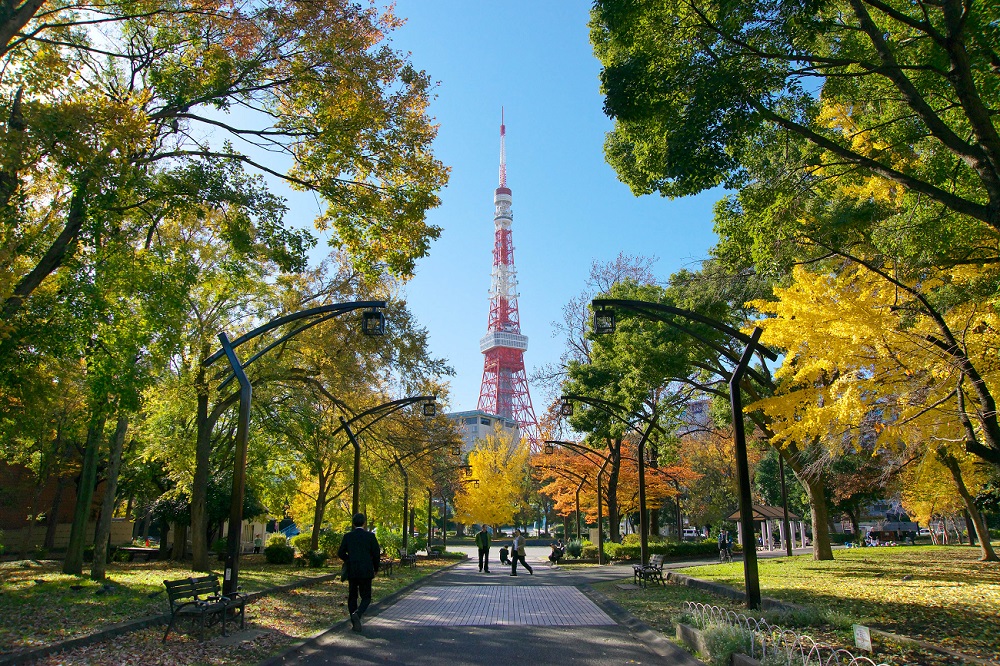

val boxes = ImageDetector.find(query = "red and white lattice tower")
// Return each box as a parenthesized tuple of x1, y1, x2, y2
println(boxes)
(476, 111, 540, 446)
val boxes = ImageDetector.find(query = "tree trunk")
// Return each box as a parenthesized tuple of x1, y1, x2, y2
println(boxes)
(607, 438, 622, 543)
(776, 443, 833, 560)
(964, 510, 977, 546)
(64, 414, 107, 575)
(190, 366, 212, 572)
(1, 175, 90, 323)
(311, 473, 327, 552)
(18, 483, 44, 559)
(171, 522, 187, 560)
(650, 508, 659, 539)
(91, 415, 128, 581)
(938, 451, 998, 561)
(802, 474, 834, 560)
(845, 506, 861, 541)
(141, 511, 152, 542)
(158, 519, 170, 555)
(44, 477, 66, 550)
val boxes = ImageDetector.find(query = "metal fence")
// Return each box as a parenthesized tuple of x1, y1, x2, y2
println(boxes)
(683, 601, 890, 666)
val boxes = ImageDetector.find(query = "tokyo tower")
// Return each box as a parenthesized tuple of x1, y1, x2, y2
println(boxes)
(477, 111, 540, 446)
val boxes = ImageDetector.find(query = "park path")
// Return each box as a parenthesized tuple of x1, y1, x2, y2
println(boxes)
(269, 551, 702, 666)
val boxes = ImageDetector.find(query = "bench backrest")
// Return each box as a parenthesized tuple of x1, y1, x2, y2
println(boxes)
(648, 554, 665, 567)
(164, 576, 221, 609)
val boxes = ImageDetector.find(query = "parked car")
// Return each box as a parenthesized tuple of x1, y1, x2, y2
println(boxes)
(918, 528, 930, 536)
(682, 527, 701, 539)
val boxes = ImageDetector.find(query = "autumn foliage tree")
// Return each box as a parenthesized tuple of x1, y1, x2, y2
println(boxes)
(749, 264, 998, 560)
(453, 426, 530, 530)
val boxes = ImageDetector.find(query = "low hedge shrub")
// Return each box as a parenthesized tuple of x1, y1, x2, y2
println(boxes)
(264, 534, 295, 564)
(318, 529, 343, 557)
(291, 532, 313, 554)
(306, 549, 328, 567)
(603, 539, 719, 560)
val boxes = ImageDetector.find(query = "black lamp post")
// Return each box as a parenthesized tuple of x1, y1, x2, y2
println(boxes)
(591, 298, 777, 610)
(537, 464, 589, 542)
(335, 395, 437, 518)
(387, 434, 453, 555)
(544, 440, 612, 564)
(204, 300, 386, 597)
(559, 394, 661, 566)
(426, 463, 470, 552)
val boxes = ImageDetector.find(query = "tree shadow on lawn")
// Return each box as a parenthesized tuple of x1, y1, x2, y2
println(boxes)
(0, 559, 343, 655)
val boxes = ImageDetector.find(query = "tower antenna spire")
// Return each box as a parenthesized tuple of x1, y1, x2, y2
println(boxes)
(499, 107, 507, 188)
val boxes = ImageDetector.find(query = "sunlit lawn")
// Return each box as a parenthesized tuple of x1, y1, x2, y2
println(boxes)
(673, 545, 1000, 663)
(0, 557, 448, 659)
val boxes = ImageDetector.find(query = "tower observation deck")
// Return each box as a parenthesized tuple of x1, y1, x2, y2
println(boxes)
(476, 111, 540, 447)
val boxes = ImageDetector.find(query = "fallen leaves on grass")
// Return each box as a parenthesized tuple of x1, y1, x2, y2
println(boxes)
(676, 545, 1000, 664)
(13, 562, 447, 665)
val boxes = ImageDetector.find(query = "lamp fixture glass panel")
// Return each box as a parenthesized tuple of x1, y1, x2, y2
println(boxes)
(544, 443, 554, 455)
(594, 308, 616, 335)
(451, 445, 461, 457)
(559, 398, 573, 416)
(422, 401, 436, 417)
(361, 309, 386, 336)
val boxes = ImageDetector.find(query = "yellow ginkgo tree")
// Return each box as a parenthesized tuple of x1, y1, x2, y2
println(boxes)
(749, 263, 998, 560)
(453, 425, 530, 530)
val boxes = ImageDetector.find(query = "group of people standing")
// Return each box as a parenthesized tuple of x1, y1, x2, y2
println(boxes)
(337, 519, 541, 635)
(477, 525, 533, 575)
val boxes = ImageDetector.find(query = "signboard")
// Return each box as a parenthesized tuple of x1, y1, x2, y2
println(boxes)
(853, 624, 872, 652)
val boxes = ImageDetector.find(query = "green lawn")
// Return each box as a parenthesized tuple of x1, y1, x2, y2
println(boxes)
(0, 557, 446, 657)
(675, 545, 1000, 663)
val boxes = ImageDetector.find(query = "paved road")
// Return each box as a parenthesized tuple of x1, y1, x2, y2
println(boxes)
(270, 551, 702, 666)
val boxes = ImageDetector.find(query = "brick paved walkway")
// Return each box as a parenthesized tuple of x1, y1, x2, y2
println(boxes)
(368, 585, 614, 627)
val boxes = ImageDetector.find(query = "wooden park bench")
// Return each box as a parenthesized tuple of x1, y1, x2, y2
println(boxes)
(117, 546, 160, 562)
(379, 557, 395, 577)
(162, 575, 246, 642)
(632, 553, 666, 588)
(399, 553, 418, 568)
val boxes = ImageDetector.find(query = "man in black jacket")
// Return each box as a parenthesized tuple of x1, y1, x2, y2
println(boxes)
(338, 513, 381, 631)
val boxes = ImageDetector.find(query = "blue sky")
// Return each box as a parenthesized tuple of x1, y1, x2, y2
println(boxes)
(361, 2, 722, 412)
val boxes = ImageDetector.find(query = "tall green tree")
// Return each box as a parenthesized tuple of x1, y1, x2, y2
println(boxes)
(591, 0, 1000, 241)
(2, 0, 448, 357)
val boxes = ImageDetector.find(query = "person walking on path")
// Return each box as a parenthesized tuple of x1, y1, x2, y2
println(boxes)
(475, 525, 491, 573)
(253, 534, 262, 554)
(337, 513, 381, 632)
(510, 529, 533, 576)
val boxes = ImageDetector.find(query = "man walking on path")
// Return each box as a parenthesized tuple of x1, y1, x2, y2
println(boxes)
(510, 529, 533, 576)
(475, 525, 491, 573)
(338, 513, 381, 632)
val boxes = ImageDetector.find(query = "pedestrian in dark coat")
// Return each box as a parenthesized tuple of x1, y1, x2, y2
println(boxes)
(475, 525, 491, 573)
(338, 513, 381, 632)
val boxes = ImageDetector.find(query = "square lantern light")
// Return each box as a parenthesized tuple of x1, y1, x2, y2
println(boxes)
(544, 442, 555, 455)
(422, 400, 436, 417)
(451, 445, 462, 457)
(474, 480, 480, 489)
(464, 466, 473, 477)
(594, 307, 616, 335)
(361, 309, 386, 336)
(559, 397, 574, 417)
